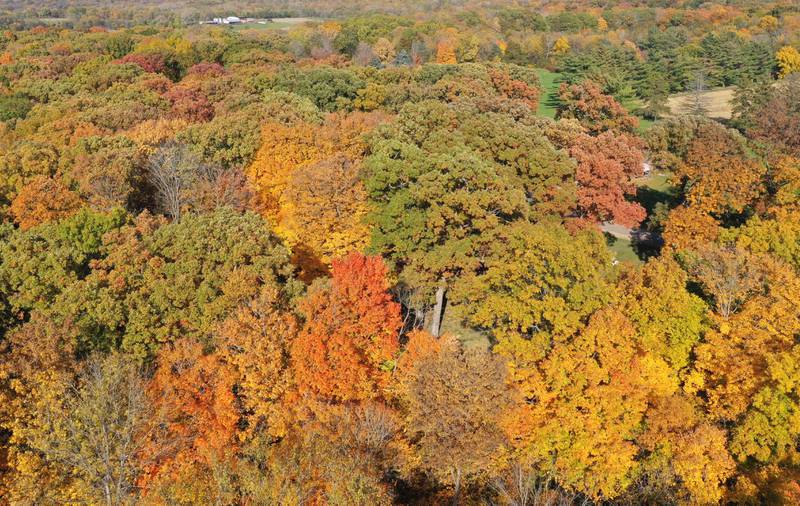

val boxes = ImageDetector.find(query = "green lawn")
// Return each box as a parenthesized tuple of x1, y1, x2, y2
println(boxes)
(639, 172, 674, 193)
(440, 304, 492, 350)
(533, 68, 564, 119)
(532, 68, 654, 131)
(636, 172, 677, 216)
(605, 172, 678, 264)
(607, 235, 641, 264)
(636, 116, 654, 132)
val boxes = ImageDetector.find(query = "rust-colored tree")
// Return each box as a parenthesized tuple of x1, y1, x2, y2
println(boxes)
(569, 131, 646, 227)
(163, 86, 214, 123)
(140, 338, 238, 502)
(556, 80, 638, 134)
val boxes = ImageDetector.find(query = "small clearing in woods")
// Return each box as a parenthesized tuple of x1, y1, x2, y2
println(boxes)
(666, 86, 736, 120)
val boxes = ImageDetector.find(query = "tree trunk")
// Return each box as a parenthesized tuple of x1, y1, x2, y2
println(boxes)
(451, 466, 462, 506)
(431, 285, 446, 337)
(103, 480, 112, 506)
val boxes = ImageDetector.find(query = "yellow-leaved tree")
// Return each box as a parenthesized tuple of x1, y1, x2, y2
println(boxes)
(435, 29, 459, 64)
(246, 112, 387, 279)
(777, 46, 800, 78)
(552, 36, 571, 55)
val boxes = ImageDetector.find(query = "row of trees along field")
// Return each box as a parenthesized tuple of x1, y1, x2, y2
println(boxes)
(0, 2, 800, 504)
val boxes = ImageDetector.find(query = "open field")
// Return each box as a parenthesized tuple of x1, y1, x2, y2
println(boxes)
(534, 68, 563, 119)
(607, 235, 641, 264)
(229, 17, 321, 30)
(534, 67, 739, 128)
(533, 68, 653, 131)
(440, 305, 492, 349)
(666, 86, 736, 120)
(608, 171, 677, 263)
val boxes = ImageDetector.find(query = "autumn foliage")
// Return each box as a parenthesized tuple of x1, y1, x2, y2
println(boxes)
(570, 131, 646, 227)
(9, 175, 81, 230)
(2, 8, 800, 504)
(115, 53, 167, 74)
(140, 339, 239, 500)
(290, 252, 402, 404)
(556, 80, 639, 134)
(247, 112, 386, 278)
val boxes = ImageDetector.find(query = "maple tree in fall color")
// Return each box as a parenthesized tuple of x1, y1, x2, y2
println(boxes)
(435, 32, 458, 64)
(247, 112, 386, 277)
(488, 66, 540, 109)
(637, 394, 736, 504)
(115, 53, 167, 74)
(9, 175, 82, 230)
(140, 338, 238, 501)
(283, 154, 371, 280)
(776, 46, 800, 78)
(216, 285, 298, 438)
(690, 253, 800, 475)
(661, 205, 721, 252)
(505, 308, 674, 501)
(247, 111, 385, 217)
(290, 252, 402, 404)
(163, 86, 214, 123)
(0, 313, 81, 503)
(675, 122, 765, 214)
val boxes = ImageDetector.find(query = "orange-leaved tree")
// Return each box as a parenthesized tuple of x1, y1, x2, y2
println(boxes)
(9, 175, 81, 230)
(290, 252, 402, 405)
(556, 80, 638, 134)
(216, 285, 298, 439)
(675, 122, 765, 214)
(139, 338, 238, 501)
(569, 131, 646, 227)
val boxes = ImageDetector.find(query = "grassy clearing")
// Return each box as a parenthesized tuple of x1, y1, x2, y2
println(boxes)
(636, 116, 654, 132)
(638, 172, 673, 193)
(532, 68, 654, 131)
(636, 171, 678, 216)
(533, 68, 564, 119)
(666, 86, 736, 120)
(440, 304, 492, 350)
(607, 235, 641, 264)
(606, 172, 678, 264)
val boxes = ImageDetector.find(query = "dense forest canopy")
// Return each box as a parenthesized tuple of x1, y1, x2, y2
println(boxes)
(1, 0, 800, 504)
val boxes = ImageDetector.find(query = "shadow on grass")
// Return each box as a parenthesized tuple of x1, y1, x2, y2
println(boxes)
(637, 185, 678, 215)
